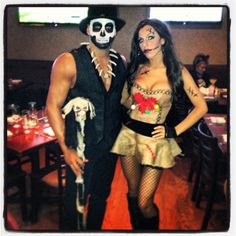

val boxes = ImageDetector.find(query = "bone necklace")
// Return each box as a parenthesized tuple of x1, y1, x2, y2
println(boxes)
(81, 42, 117, 81)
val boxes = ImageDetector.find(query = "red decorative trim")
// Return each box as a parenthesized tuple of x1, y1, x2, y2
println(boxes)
(146, 144, 156, 158)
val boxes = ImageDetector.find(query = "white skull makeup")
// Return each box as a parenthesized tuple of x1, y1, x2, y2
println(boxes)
(89, 18, 116, 49)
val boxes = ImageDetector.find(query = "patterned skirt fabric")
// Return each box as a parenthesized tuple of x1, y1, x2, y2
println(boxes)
(111, 125, 182, 168)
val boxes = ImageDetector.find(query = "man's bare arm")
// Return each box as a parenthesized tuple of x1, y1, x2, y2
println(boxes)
(46, 53, 87, 175)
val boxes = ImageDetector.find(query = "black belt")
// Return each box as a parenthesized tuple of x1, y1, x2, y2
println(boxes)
(123, 113, 163, 137)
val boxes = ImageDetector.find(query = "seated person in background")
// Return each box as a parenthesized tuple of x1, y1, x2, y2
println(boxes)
(190, 53, 210, 88)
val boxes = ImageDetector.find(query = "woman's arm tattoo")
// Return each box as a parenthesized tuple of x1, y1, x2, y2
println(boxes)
(187, 87, 198, 97)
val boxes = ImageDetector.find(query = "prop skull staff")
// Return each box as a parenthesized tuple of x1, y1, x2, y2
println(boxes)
(62, 97, 96, 230)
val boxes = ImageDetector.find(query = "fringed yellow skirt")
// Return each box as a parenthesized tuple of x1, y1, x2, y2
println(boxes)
(111, 125, 182, 168)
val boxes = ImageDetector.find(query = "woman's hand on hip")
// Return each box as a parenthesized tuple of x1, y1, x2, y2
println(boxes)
(152, 125, 166, 139)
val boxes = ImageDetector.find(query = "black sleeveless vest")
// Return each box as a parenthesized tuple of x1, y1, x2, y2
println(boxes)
(64, 45, 126, 154)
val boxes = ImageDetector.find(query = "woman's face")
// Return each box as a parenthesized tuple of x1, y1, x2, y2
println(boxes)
(196, 61, 207, 75)
(138, 25, 164, 60)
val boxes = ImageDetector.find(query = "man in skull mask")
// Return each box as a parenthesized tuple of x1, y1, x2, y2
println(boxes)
(46, 6, 126, 230)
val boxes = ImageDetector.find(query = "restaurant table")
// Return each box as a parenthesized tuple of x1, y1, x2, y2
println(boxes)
(203, 113, 228, 155)
(7, 117, 57, 223)
(218, 95, 227, 106)
(203, 88, 228, 114)
(204, 113, 229, 200)
(7, 120, 56, 169)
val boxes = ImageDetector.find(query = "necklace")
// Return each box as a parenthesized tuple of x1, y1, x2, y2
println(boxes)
(86, 43, 116, 80)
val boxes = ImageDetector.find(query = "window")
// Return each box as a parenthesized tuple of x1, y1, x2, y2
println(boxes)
(18, 7, 88, 26)
(149, 7, 223, 25)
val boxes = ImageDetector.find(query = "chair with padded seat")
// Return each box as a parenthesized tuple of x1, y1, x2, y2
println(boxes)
(187, 125, 201, 181)
(6, 147, 52, 224)
(5, 212, 20, 230)
(5, 153, 28, 223)
(196, 121, 228, 230)
(187, 121, 209, 202)
(31, 142, 66, 229)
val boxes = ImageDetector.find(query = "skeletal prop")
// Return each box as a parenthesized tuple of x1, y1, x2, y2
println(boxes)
(62, 97, 96, 229)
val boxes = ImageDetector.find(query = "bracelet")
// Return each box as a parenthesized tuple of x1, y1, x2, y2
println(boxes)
(165, 125, 177, 138)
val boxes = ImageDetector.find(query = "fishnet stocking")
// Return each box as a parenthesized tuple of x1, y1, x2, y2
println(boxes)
(121, 156, 162, 212)
(138, 165, 163, 217)
(121, 156, 163, 218)
(121, 155, 141, 196)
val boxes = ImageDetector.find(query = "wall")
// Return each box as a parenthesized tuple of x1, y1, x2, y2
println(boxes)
(6, 6, 229, 65)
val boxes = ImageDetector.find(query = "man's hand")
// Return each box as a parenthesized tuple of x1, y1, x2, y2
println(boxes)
(63, 148, 89, 176)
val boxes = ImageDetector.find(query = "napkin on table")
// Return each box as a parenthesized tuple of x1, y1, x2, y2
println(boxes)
(222, 134, 227, 143)
(210, 117, 226, 124)
(43, 127, 55, 136)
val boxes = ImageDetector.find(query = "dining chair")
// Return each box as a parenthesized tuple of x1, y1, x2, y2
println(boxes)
(5, 212, 20, 230)
(44, 142, 66, 229)
(7, 151, 31, 172)
(31, 142, 66, 229)
(196, 121, 227, 230)
(6, 147, 50, 225)
(187, 123, 202, 201)
(5, 154, 28, 223)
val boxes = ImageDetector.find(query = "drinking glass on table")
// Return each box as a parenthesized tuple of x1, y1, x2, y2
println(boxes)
(209, 77, 218, 86)
(21, 110, 31, 134)
(208, 85, 215, 97)
(41, 106, 49, 127)
(209, 76, 219, 97)
(28, 101, 38, 128)
(7, 104, 22, 128)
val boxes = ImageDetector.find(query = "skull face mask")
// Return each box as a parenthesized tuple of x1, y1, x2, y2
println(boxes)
(88, 18, 116, 49)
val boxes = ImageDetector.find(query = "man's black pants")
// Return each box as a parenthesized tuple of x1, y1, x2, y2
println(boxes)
(62, 152, 118, 231)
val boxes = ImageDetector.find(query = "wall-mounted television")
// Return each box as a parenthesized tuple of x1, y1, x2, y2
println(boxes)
(18, 7, 88, 26)
(149, 6, 223, 25)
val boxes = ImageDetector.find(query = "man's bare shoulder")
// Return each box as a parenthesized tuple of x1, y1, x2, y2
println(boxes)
(51, 52, 76, 85)
(53, 52, 75, 67)
(52, 52, 76, 75)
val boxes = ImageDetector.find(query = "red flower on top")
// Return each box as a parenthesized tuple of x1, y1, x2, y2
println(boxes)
(133, 92, 158, 114)
(133, 92, 144, 104)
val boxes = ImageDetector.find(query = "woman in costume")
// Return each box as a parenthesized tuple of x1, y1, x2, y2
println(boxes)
(112, 19, 208, 230)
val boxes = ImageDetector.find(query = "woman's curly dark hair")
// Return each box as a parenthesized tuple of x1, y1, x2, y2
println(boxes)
(127, 18, 183, 101)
